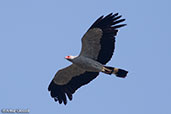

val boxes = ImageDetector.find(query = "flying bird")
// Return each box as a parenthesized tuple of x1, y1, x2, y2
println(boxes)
(48, 13, 128, 105)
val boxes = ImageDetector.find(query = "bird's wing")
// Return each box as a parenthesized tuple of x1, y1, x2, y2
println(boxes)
(48, 64, 99, 105)
(80, 13, 126, 64)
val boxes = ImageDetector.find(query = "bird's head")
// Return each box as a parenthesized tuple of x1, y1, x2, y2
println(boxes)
(65, 55, 77, 62)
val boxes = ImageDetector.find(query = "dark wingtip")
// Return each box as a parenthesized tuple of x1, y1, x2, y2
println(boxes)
(106, 13, 113, 17)
(112, 24, 127, 29)
(48, 80, 69, 105)
(89, 12, 126, 30)
(48, 81, 53, 91)
(113, 12, 119, 17)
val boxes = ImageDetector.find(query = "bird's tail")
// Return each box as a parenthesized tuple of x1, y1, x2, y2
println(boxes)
(102, 66, 128, 78)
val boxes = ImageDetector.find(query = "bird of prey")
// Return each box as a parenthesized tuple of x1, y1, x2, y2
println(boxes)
(48, 13, 128, 105)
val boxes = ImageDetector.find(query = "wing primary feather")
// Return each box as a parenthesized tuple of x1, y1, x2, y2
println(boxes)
(98, 15, 115, 27)
(67, 86, 75, 94)
(112, 19, 126, 25)
(113, 15, 122, 21)
(54, 97, 58, 102)
(113, 13, 119, 17)
(57, 92, 63, 104)
(50, 86, 59, 97)
(103, 13, 113, 20)
(64, 88, 73, 100)
(60, 89, 67, 105)
(95, 16, 104, 22)
(48, 81, 53, 91)
(89, 16, 104, 29)
(112, 24, 127, 28)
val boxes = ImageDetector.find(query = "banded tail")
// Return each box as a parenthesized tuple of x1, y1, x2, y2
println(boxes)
(102, 66, 128, 78)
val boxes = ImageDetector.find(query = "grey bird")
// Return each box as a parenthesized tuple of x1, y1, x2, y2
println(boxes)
(48, 13, 128, 105)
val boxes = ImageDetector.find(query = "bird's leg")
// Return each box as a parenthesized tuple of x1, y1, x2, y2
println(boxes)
(101, 66, 113, 74)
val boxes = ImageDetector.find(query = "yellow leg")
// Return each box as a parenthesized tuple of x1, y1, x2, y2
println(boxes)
(102, 67, 112, 74)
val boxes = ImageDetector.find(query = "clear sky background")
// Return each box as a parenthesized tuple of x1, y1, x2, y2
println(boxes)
(0, 0, 171, 114)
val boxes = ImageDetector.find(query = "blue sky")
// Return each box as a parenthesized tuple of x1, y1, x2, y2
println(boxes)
(0, 0, 171, 114)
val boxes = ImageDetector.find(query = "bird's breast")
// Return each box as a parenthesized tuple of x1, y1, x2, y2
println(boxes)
(72, 56, 103, 72)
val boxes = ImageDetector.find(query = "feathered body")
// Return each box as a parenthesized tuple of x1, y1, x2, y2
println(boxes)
(48, 13, 128, 105)
(72, 56, 103, 72)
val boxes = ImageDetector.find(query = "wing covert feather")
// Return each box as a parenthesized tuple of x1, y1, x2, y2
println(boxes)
(80, 28, 103, 59)
(53, 64, 85, 85)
